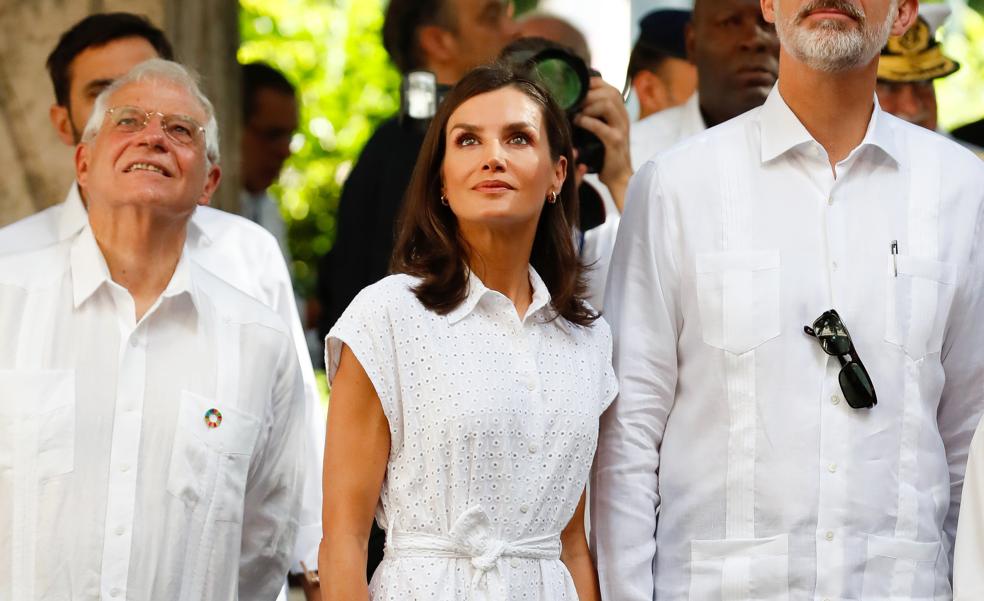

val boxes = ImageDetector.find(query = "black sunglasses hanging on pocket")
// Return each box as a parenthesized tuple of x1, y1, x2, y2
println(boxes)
(804, 309, 877, 409)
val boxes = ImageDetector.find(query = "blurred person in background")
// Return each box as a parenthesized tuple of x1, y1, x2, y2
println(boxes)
(241, 61, 299, 258)
(876, 7, 984, 157)
(517, 10, 593, 63)
(631, 0, 780, 169)
(321, 0, 518, 337)
(319, 62, 616, 601)
(626, 10, 697, 121)
(0, 13, 325, 599)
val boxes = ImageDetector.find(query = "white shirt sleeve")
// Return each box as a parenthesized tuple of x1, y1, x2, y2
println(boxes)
(238, 332, 307, 600)
(590, 160, 680, 601)
(939, 193, 984, 564)
(954, 416, 984, 600)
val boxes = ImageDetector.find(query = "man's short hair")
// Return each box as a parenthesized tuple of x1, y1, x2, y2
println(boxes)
(242, 62, 296, 123)
(382, 0, 455, 74)
(81, 59, 220, 165)
(46, 12, 174, 107)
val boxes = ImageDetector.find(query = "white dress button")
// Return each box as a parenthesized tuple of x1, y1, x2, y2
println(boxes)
(520, 504, 529, 513)
(129, 337, 139, 348)
(528, 444, 539, 454)
(120, 464, 130, 473)
(115, 526, 125, 536)
(510, 558, 519, 567)
(830, 395, 841, 405)
(827, 463, 837, 473)
(825, 531, 835, 541)
(526, 380, 535, 391)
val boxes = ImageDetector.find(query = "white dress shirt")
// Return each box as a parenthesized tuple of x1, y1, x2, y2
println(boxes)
(954, 416, 984, 600)
(0, 223, 306, 600)
(592, 86, 984, 601)
(0, 185, 324, 569)
(629, 93, 706, 171)
(582, 94, 708, 312)
(240, 188, 291, 262)
(327, 270, 617, 600)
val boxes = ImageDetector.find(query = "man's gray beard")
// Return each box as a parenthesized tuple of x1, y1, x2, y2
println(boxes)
(776, 1, 897, 72)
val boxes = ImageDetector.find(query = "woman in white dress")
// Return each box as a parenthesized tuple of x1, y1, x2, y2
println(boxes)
(319, 63, 617, 601)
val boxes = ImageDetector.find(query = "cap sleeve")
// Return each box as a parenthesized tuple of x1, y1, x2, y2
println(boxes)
(325, 282, 403, 451)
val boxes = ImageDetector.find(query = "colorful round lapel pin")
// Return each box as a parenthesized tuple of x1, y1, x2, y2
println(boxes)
(204, 408, 223, 429)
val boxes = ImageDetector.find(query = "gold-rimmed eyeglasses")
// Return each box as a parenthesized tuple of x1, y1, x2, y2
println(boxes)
(105, 105, 205, 147)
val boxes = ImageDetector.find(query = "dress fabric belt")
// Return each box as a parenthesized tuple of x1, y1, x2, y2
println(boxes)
(384, 505, 562, 601)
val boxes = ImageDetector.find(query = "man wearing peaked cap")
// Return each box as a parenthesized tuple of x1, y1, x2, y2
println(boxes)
(876, 10, 957, 132)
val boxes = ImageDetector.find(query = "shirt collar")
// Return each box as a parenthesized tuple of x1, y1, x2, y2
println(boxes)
(684, 93, 707, 130)
(446, 265, 564, 330)
(70, 224, 199, 312)
(64, 182, 211, 248)
(759, 84, 900, 165)
(58, 183, 89, 240)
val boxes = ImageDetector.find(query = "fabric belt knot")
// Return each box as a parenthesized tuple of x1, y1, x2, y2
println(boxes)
(385, 505, 561, 601)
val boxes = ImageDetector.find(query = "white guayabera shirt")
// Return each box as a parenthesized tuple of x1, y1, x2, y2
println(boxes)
(592, 86, 984, 601)
(0, 185, 325, 570)
(0, 224, 306, 600)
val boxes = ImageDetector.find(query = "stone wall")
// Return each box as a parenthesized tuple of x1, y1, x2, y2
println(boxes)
(0, 0, 240, 227)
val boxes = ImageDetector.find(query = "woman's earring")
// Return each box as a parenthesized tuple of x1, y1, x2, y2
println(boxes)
(547, 191, 557, 204)
(440, 194, 449, 207)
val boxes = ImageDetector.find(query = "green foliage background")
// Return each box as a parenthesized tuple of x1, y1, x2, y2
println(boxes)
(239, 0, 402, 296)
(936, 3, 984, 131)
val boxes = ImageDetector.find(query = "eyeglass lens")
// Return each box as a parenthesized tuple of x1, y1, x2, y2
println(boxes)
(110, 106, 200, 145)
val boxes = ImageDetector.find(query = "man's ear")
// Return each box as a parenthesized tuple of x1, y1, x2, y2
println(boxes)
(761, 0, 778, 24)
(634, 71, 670, 118)
(418, 24, 456, 66)
(75, 143, 90, 189)
(50, 104, 77, 147)
(891, 0, 919, 36)
(197, 164, 223, 207)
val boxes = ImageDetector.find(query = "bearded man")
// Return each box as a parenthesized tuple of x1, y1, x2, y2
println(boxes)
(590, 0, 984, 595)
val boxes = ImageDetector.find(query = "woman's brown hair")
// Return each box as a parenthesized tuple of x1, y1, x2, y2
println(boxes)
(391, 62, 598, 327)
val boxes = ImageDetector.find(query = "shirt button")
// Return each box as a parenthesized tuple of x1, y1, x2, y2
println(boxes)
(528, 444, 539, 454)
(830, 394, 841, 405)
(826, 197, 833, 206)
(520, 504, 529, 513)
(525, 380, 535, 391)
(825, 531, 835, 541)
(510, 558, 519, 567)
(120, 464, 130, 473)
(129, 337, 139, 348)
(827, 463, 838, 473)
(115, 526, 125, 536)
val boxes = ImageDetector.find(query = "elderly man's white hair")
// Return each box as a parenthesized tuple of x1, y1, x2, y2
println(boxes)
(81, 58, 221, 165)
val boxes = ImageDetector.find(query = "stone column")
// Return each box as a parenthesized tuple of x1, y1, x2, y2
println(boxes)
(0, 0, 240, 227)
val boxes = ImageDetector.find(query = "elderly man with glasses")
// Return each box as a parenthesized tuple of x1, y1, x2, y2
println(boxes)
(0, 59, 305, 601)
